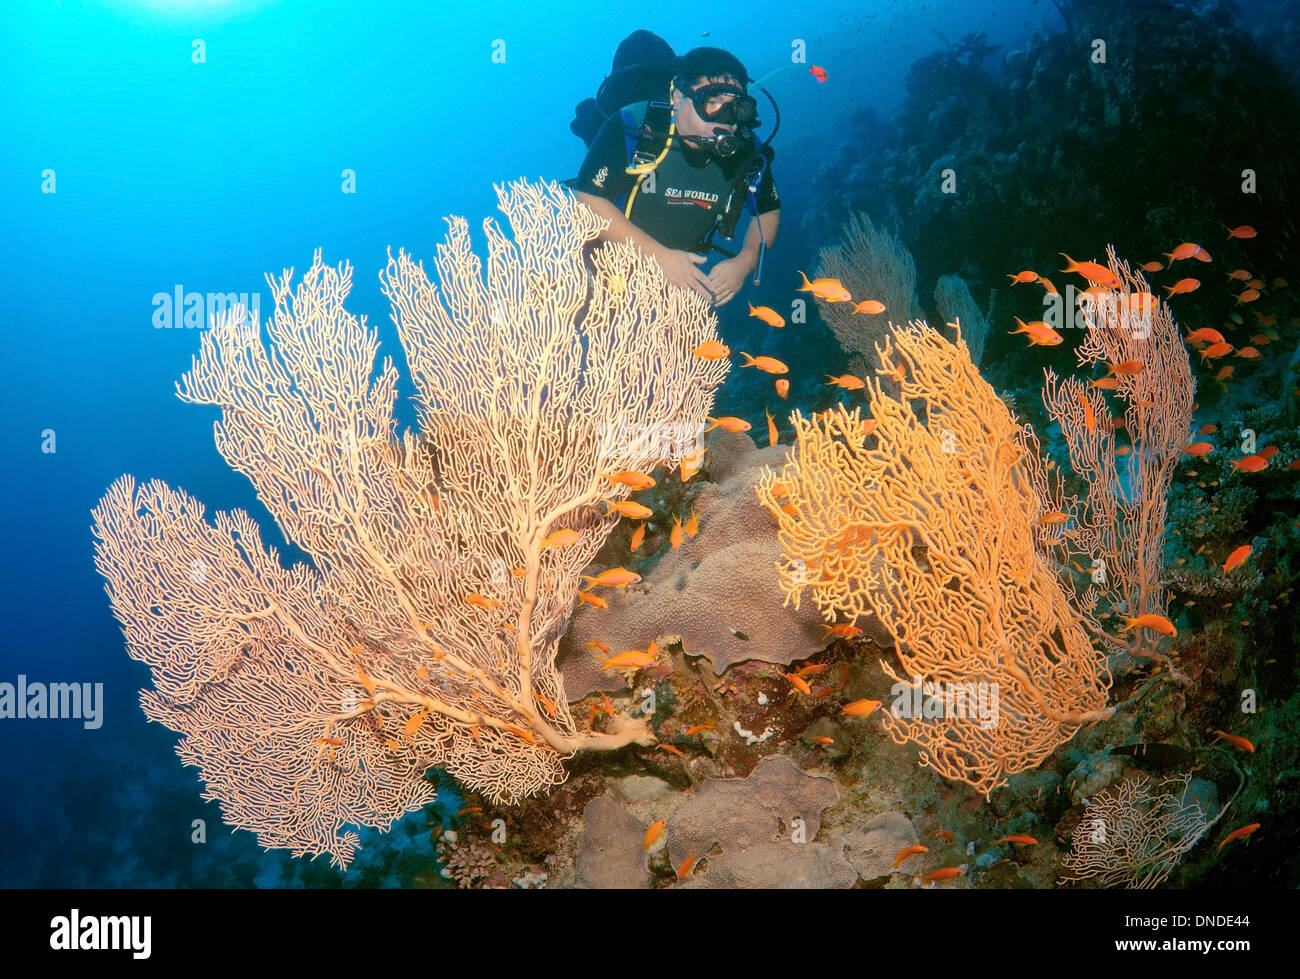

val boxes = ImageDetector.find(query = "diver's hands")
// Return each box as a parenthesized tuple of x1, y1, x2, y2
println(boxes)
(654, 247, 712, 301)
(707, 256, 751, 307)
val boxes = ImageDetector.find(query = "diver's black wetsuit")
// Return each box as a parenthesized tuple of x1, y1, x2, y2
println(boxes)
(574, 114, 780, 253)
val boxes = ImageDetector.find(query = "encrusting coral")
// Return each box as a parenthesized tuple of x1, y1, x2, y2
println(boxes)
(756, 320, 1113, 797)
(90, 180, 728, 868)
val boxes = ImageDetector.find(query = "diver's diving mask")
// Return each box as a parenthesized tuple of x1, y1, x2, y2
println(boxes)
(675, 79, 759, 158)
(685, 81, 758, 126)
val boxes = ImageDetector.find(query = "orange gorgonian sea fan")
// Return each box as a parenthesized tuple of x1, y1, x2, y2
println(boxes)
(756, 320, 1112, 796)
(1041, 245, 1195, 665)
(91, 180, 727, 867)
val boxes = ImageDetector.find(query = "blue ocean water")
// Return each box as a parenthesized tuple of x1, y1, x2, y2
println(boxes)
(1, 0, 1294, 888)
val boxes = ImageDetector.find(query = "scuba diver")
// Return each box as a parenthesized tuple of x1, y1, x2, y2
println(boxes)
(569, 34, 781, 306)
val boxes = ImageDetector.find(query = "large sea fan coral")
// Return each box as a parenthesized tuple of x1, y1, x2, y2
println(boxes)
(756, 321, 1112, 796)
(91, 180, 727, 867)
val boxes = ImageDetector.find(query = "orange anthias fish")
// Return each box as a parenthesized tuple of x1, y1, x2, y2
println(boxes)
(1060, 253, 1121, 288)
(541, 528, 581, 548)
(1140, 261, 1164, 272)
(1126, 291, 1158, 314)
(1212, 729, 1255, 752)
(403, 709, 429, 739)
(1215, 822, 1260, 852)
(643, 819, 666, 850)
(1038, 276, 1058, 295)
(630, 521, 646, 551)
(603, 499, 654, 519)
(1231, 455, 1268, 472)
(1009, 316, 1063, 346)
(1225, 225, 1257, 239)
(683, 724, 714, 736)
(1186, 327, 1226, 345)
(502, 724, 537, 744)
(1199, 341, 1234, 361)
(1007, 270, 1039, 284)
(1235, 346, 1261, 359)
(748, 302, 786, 328)
(705, 415, 752, 433)
(783, 672, 812, 695)
(892, 845, 929, 867)
(676, 854, 698, 879)
(740, 351, 789, 374)
(576, 591, 609, 610)
(1163, 242, 1204, 265)
(1198, 423, 1218, 435)
(842, 699, 882, 717)
(1223, 544, 1252, 572)
(1235, 288, 1260, 304)
(825, 373, 866, 390)
(317, 736, 345, 747)
(1039, 511, 1070, 526)
(1090, 377, 1120, 390)
(1228, 268, 1252, 281)
(1258, 446, 1279, 460)
(853, 299, 886, 314)
(1076, 391, 1096, 434)
(680, 447, 705, 482)
(604, 470, 656, 490)
(1182, 441, 1214, 456)
(693, 340, 730, 360)
(466, 593, 502, 610)
(824, 623, 863, 639)
(1164, 278, 1201, 297)
(994, 835, 1039, 845)
(581, 567, 643, 589)
(600, 649, 657, 671)
(809, 65, 828, 83)
(775, 378, 790, 399)
(684, 508, 699, 537)
(357, 665, 377, 697)
(670, 514, 684, 551)
(766, 408, 779, 447)
(1120, 613, 1178, 637)
(921, 866, 966, 882)
(796, 270, 852, 302)
(1105, 360, 1145, 376)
